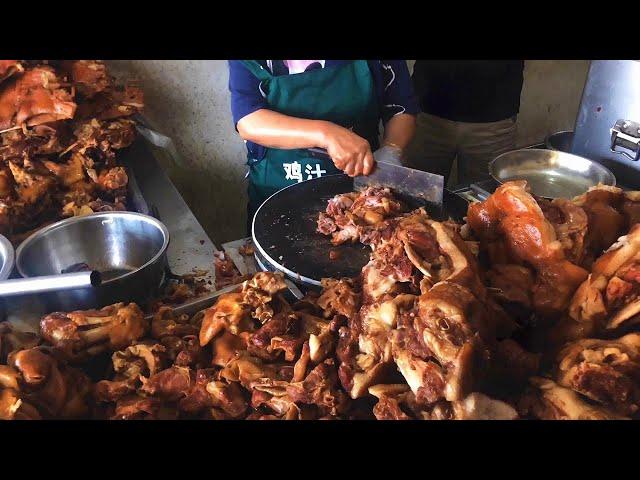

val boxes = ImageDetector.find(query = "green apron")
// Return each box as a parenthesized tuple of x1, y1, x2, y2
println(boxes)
(241, 60, 380, 224)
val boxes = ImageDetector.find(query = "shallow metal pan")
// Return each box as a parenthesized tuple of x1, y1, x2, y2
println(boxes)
(489, 148, 616, 199)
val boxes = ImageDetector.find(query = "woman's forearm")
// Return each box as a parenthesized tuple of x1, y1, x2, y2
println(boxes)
(237, 109, 331, 149)
(382, 113, 416, 150)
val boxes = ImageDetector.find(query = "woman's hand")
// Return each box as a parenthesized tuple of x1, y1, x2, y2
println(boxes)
(237, 110, 375, 177)
(320, 122, 375, 177)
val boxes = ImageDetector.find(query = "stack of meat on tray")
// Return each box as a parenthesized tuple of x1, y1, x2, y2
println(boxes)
(0, 60, 143, 243)
(4, 180, 640, 419)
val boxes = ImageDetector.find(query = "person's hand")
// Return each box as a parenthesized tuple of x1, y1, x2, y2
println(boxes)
(320, 123, 375, 177)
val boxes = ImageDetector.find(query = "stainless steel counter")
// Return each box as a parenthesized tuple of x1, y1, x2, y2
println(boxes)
(122, 138, 219, 280)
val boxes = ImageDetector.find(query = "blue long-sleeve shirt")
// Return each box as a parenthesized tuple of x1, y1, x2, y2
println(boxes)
(228, 60, 418, 161)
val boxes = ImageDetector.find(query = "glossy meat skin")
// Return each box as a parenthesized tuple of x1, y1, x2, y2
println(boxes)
(467, 180, 588, 315)
(0, 66, 76, 130)
(4, 346, 91, 419)
(39, 303, 148, 361)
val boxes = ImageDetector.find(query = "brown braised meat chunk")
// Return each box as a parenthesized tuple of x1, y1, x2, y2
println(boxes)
(0, 322, 41, 363)
(467, 180, 588, 316)
(199, 272, 287, 347)
(554, 333, 640, 416)
(556, 224, 640, 343)
(93, 342, 167, 403)
(317, 187, 404, 246)
(6, 346, 91, 419)
(214, 251, 248, 289)
(518, 377, 628, 420)
(40, 302, 148, 361)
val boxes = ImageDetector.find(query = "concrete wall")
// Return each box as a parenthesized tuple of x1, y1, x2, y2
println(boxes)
(108, 60, 248, 246)
(517, 60, 590, 146)
(108, 60, 590, 244)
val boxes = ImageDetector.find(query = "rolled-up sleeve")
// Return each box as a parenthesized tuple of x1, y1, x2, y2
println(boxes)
(228, 60, 269, 129)
(379, 60, 419, 123)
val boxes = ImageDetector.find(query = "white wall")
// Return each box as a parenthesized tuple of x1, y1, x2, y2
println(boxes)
(108, 60, 590, 243)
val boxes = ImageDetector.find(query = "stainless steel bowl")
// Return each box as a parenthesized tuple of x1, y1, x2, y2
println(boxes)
(16, 212, 169, 311)
(489, 148, 616, 199)
(0, 234, 14, 281)
(545, 130, 574, 153)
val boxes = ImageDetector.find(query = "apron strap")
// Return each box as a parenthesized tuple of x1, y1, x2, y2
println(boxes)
(240, 60, 273, 82)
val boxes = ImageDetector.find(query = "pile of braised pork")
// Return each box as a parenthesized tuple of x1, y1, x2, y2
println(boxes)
(4, 181, 640, 419)
(0, 273, 357, 419)
(0, 60, 143, 243)
(314, 181, 640, 419)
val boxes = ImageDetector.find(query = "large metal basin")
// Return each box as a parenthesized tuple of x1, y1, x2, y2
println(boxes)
(0, 234, 14, 281)
(489, 148, 616, 199)
(545, 130, 574, 153)
(16, 212, 169, 311)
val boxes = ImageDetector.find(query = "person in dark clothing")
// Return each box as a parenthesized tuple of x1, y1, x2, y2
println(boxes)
(228, 60, 418, 231)
(404, 60, 525, 186)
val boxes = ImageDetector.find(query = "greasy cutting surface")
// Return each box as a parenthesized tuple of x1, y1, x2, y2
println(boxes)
(253, 175, 369, 284)
(252, 174, 468, 286)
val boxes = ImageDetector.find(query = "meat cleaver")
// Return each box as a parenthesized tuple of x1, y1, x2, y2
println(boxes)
(307, 147, 444, 205)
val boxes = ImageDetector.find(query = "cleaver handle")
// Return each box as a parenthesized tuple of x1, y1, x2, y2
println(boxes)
(306, 147, 332, 161)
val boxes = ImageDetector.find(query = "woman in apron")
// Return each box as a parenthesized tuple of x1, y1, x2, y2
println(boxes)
(228, 60, 418, 230)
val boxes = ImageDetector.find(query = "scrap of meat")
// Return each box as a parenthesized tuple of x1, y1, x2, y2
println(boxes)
(369, 384, 518, 420)
(75, 83, 144, 121)
(94, 342, 167, 403)
(317, 187, 404, 246)
(0, 322, 41, 364)
(214, 251, 247, 290)
(199, 272, 288, 347)
(8, 160, 55, 205)
(412, 281, 491, 402)
(0, 61, 23, 84)
(538, 197, 588, 266)
(467, 180, 588, 316)
(316, 278, 361, 320)
(96, 166, 127, 191)
(554, 333, 640, 416)
(572, 184, 640, 267)
(360, 207, 479, 304)
(338, 294, 417, 399)
(518, 377, 628, 420)
(369, 384, 426, 420)
(62, 60, 112, 99)
(558, 224, 640, 342)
